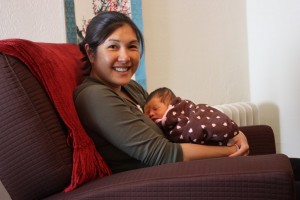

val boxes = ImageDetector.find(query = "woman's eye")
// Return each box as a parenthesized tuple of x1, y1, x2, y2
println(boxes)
(129, 45, 138, 49)
(129, 43, 139, 50)
(108, 45, 118, 49)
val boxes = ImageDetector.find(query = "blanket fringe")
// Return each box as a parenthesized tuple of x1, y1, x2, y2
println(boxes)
(64, 142, 111, 192)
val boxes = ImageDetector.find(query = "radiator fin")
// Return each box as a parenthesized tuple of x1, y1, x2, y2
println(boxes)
(212, 102, 259, 126)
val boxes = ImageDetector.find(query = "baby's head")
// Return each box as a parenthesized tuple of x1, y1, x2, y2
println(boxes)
(144, 87, 176, 121)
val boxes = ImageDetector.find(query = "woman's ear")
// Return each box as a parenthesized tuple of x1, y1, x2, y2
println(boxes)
(85, 44, 95, 63)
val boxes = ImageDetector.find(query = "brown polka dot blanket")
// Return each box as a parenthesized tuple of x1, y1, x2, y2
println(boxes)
(157, 97, 239, 146)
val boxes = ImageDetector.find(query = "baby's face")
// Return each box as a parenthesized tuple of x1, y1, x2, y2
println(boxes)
(144, 96, 169, 121)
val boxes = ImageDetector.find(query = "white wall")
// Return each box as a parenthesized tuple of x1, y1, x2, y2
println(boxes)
(0, 0, 66, 42)
(0, 0, 250, 106)
(142, 0, 250, 105)
(247, 0, 300, 157)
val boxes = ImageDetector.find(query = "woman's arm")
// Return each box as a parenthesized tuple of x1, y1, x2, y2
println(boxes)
(74, 80, 249, 166)
(74, 82, 183, 166)
(181, 143, 237, 161)
(181, 131, 249, 161)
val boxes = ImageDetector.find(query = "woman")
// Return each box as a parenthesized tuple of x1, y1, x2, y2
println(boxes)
(74, 11, 249, 174)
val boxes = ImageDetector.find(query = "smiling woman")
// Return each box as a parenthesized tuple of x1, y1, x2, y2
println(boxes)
(64, 0, 147, 89)
(86, 24, 141, 90)
(73, 11, 249, 177)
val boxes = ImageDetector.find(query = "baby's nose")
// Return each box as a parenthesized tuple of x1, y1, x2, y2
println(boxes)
(148, 110, 155, 117)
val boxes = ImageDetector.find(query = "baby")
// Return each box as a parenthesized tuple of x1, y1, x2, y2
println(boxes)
(144, 87, 239, 146)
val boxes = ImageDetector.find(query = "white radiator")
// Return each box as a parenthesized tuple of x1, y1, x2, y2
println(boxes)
(212, 102, 260, 126)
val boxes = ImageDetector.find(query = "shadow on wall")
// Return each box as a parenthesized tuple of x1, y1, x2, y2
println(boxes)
(258, 102, 281, 153)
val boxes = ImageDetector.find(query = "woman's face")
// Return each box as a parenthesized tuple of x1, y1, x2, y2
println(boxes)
(87, 24, 140, 91)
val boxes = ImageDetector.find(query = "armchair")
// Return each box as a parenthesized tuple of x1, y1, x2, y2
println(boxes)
(0, 39, 295, 200)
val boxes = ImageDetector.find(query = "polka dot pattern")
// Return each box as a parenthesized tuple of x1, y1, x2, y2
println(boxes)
(158, 97, 239, 146)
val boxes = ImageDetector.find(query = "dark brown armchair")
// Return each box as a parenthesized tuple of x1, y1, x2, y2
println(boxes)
(0, 40, 295, 200)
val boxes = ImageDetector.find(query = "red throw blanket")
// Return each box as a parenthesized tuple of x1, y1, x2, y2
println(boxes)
(0, 39, 111, 192)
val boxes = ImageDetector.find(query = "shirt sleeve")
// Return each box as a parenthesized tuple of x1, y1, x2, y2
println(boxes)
(74, 83, 183, 166)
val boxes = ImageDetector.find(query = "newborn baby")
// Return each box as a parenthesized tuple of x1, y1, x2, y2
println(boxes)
(144, 87, 239, 146)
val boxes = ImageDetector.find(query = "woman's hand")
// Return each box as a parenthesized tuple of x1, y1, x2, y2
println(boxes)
(227, 131, 249, 157)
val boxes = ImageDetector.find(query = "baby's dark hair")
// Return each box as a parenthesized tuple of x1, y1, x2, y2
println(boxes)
(146, 87, 176, 105)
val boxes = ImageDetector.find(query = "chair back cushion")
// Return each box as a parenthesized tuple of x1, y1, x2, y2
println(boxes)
(0, 54, 72, 200)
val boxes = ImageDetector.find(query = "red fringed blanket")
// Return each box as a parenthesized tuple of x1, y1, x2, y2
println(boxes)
(0, 39, 111, 192)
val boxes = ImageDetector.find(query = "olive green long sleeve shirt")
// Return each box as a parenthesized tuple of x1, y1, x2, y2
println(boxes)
(74, 77, 183, 173)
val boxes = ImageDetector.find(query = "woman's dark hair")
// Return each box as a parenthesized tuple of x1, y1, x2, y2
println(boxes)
(79, 11, 145, 71)
(146, 87, 176, 105)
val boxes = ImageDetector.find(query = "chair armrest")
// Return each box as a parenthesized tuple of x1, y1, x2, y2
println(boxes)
(240, 125, 276, 155)
(46, 154, 294, 200)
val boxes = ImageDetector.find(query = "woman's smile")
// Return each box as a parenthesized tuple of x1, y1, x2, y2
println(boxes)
(113, 67, 131, 72)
